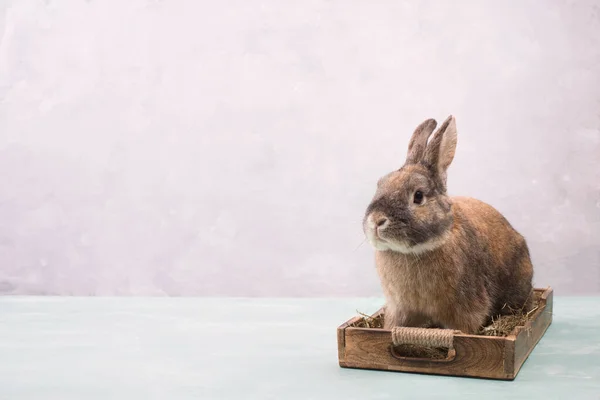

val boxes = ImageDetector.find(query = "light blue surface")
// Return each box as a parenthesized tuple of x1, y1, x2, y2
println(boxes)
(0, 296, 599, 399)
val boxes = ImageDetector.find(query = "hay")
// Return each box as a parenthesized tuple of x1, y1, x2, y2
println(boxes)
(478, 291, 542, 336)
(353, 311, 385, 329)
(351, 291, 542, 359)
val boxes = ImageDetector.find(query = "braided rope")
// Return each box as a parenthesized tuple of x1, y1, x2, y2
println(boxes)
(391, 327, 459, 349)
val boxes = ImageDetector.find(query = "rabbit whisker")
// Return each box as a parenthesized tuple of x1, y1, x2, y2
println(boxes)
(354, 237, 367, 252)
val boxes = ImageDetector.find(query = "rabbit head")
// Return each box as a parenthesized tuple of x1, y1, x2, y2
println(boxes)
(363, 115, 458, 254)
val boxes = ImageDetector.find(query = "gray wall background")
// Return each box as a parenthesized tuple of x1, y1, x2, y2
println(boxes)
(0, 0, 598, 296)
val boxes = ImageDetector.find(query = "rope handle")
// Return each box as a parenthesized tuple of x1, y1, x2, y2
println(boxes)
(391, 327, 461, 349)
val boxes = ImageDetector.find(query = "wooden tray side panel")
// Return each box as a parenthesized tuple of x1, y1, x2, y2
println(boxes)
(338, 316, 362, 362)
(512, 287, 554, 374)
(341, 328, 512, 380)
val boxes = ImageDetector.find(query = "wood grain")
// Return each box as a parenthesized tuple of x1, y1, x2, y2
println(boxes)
(341, 328, 509, 379)
(337, 287, 554, 380)
(511, 287, 554, 376)
(338, 315, 362, 361)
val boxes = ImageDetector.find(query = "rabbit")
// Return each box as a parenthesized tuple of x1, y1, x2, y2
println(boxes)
(362, 115, 534, 334)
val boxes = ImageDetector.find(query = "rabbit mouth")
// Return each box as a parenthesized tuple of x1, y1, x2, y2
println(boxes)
(364, 225, 390, 251)
(365, 226, 410, 252)
(364, 213, 412, 250)
(365, 220, 447, 254)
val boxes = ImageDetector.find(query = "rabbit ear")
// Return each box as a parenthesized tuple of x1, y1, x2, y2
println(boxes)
(405, 118, 437, 164)
(423, 115, 457, 188)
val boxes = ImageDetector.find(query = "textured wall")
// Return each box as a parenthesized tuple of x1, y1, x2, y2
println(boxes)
(0, 0, 598, 296)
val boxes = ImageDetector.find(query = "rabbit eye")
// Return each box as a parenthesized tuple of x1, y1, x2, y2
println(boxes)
(413, 190, 424, 204)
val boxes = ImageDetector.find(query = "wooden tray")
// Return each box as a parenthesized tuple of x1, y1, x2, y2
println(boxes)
(337, 287, 553, 380)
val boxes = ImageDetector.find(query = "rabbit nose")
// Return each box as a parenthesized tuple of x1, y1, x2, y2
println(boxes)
(368, 212, 389, 232)
(376, 217, 389, 228)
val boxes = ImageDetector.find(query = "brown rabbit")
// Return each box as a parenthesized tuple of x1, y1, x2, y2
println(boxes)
(363, 115, 534, 334)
